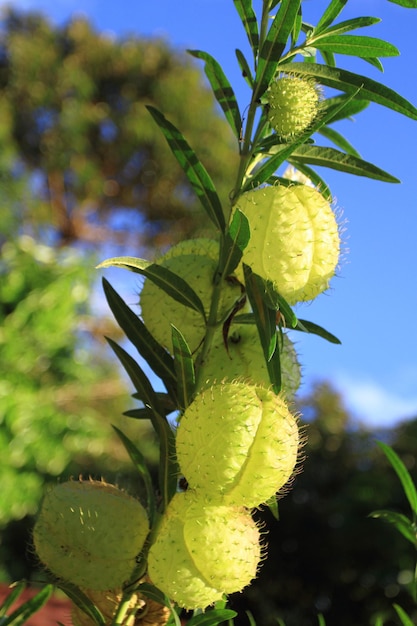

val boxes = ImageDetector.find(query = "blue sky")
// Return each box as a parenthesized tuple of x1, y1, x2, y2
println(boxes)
(3, 0, 417, 428)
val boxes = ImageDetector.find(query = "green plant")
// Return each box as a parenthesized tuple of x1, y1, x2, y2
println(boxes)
(25, 0, 417, 624)
(370, 442, 417, 624)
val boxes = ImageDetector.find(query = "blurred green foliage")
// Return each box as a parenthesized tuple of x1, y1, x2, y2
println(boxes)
(0, 234, 161, 581)
(0, 8, 238, 250)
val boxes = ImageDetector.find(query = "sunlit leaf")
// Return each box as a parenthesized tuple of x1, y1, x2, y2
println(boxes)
(295, 319, 341, 344)
(256, 0, 301, 99)
(283, 162, 333, 200)
(146, 105, 226, 231)
(98, 258, 207, 320)
(233, 0, 259, 55)
(317, 125, 362, 157)
(289, 145, 400, 182)
(282, 62, 417, 120)
(188, 50, 241, 139)
(243, 266, 281, 393)
(171, 326, 196, 410)
(388, 0, 417, 6)
(312, 35, 399, 58)
(235, 48, 255, 88)
(219, 209, 250, 276)
(314, 0, 348, 34)
(314, 16, 381, 38)
(321, 95, 369, 123)
(112, 426, 156, 526)
(102, 278, 177, 399)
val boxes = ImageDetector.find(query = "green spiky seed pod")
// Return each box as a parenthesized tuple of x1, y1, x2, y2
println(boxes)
(267, 74, 321, 139)
(140, 239, 242, 353)
(234, 184, 340, 304)
(176, 382, 299, 507)
(33, 480, 149, 591)
(199, 325, 301, 400)
(148, 491, 261, 610)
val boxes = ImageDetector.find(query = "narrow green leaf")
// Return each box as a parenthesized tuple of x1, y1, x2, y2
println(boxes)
(57, 584, 106, 626)
(291, 6, 303, 47)
(219, 209, 250, 276)
(317, 615, 327, 626)
(106, 338, 161, 414)
(315, 0, 348, 34)
(123, 408, 155, 420)
(362, 56, 384, 72)
(378, 441, 417, 516)
(393, 604, 415, 626)
(102, 278, 177, 398)
(243, 266, 281, 393)
(283, 162, 333, 201)
(138, 584, 182, 626)
(388, 0, 417, 7)
(317, 125, 362, 157)
(290, 145, 400, 183)
(369, 509, 416, 545)
(146, 105, 226, 231)
(171, 325, 196, 410)
(312, 35, 399, 58)
(321, 95, 370, 123)
(282, 62, 417, 120)
(235, 48, 254, 88)
(112, 425, 156, 526)
(107, 339, 178, 506)
(295, 319, 341, 344)
(314, 16, 381, 38)
(98, 258, 207, 320)
(256, 0, 301, 99)
(233, 0, 259, 55)
(2, 586, 53, 626)
(187, 610, 237, 626)
(0, 583, 26, 617)
(188, 50, 241, 139)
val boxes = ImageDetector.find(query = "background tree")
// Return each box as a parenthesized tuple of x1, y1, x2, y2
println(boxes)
(0, 8, 238, 251)
(0, 7, 238, 583)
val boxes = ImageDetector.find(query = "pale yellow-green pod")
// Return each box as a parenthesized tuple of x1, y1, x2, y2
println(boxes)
(148, 491, 262, 610)
(267, 75, 321, 139)
(234, 184, 340, 304)
(33, 480, 149, 591)
(199, 325, 301, 400)
(176, 382, 300, 508)
(140, 238, 242, 353)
